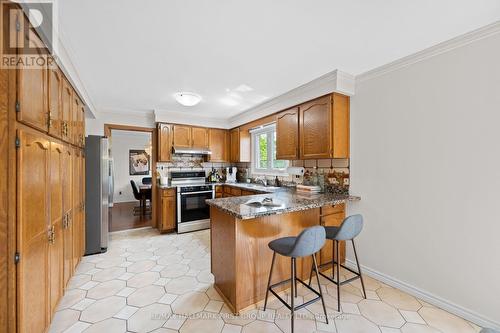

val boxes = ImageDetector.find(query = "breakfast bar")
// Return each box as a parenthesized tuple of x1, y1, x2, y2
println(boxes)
(206, 191, 360, 313)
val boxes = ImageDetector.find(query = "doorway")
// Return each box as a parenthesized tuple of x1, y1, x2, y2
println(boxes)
(104, 124, 157, 232)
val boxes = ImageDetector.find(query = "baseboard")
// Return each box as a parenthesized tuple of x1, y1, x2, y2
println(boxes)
(344, 259, 500, 330)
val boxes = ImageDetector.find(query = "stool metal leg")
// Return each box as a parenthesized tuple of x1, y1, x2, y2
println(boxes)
(352, 239, 367, 299)
(263, 251, 276, 311)
(312, 254, 329, 324)
(332, 239, 335, 279)
(336, 240, 341, 312)
(291, 258, 296, 333)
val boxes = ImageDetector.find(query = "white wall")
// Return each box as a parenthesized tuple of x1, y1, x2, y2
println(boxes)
(349, 32, 500, 327)
(86, 110, 155, 136)
(111, 130, 152, 203)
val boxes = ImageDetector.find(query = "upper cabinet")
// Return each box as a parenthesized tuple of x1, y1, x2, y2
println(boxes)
(229, 127, 251, 163)
(209, 128, 229, 162)
(276, 107, 299, 160)
(158, 123, 173, 162)
(17, 29, 48, 133)
(172, 125, 192, 148)
(61, 79, 73, 144)
(191, 126, 209, 148)
(48, 68, 62, 139)
(299, 95, 333, 159)
(274, 93, 349, 160)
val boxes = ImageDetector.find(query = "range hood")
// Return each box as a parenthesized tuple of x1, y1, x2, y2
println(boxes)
(172, 147, 212, 155)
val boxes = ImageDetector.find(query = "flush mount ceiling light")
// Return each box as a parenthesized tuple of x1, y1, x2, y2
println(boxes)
(174, 92, 201, 107)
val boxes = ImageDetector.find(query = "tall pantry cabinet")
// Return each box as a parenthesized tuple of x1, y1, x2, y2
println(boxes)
(1, 6, 87, 333)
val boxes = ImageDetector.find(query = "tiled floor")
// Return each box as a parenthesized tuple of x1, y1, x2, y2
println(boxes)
(49, 227, 482, 333)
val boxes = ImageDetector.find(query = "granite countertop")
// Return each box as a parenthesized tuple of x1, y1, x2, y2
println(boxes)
(157, 182, 282, 193)
(206, 190, 361, 220)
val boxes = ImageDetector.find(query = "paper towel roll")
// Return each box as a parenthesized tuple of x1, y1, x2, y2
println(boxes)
(286, 167, 305, 176)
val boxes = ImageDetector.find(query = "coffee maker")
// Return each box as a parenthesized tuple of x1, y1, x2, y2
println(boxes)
(226, 167, 237, 183)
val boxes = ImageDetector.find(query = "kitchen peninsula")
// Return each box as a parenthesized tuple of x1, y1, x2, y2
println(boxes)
(207, 190, 360, 313)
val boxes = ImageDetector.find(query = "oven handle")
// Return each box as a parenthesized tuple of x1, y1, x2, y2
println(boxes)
(180, 190, 214, 195)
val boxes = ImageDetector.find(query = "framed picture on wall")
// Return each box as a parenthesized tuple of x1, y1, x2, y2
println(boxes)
(129, 150, 150, 175)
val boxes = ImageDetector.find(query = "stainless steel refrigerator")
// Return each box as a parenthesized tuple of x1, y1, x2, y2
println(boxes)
(85, 135, 109, 255)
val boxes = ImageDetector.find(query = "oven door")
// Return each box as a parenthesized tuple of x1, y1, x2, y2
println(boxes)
(178, 190, 213, 223)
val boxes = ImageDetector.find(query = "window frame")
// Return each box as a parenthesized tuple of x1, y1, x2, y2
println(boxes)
(250, 123, 289, 176)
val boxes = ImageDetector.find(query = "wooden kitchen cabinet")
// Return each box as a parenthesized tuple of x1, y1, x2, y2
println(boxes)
(172, 125, 192, 148)
(61, 79, 73, 143)
(62, 146, 74, 287)
(230, 127, 250, 162)
(299, 93, 349, 159)
(191, 126, 209, 148)
(318, 205, 346, 266)
(48, 68, 62, 139)
(209, 128, 228, 162)
(158, 123, 173, 161)
(17, 127, 50, 333)
(276, 107, 299, 160)
(159, 189, 176, 232)
(17, 29, 48, 133)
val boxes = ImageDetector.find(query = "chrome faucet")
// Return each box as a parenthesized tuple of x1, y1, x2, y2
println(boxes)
(254, 177, 268, 186)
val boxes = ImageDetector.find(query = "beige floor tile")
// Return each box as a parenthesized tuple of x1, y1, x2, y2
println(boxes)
(206, 286, 224, 301)
(71, 298, 96, 311)
(377, 287, 422, 311)
(92, 267, 126, 282)
(127, 260, 156, 273)
(86, 280, 126, 299)
(83, 318, 126, 333)
(335, 313, 381, 333)
(48, 309, 80, 333)
(56, 289, 86, 310)
(401, 323, 441, 333)
(158, 293, 178, 305)
(127, 271, 160, 288)
(127, 303, 172, 333)
(242, 320, 282, 333)
(275, 307, 316, 333)
(358, 299, 405, 328)
(172, 292, 209, 315)
(95, 257, 126, 269)
(116, 286, 136, 297)
(222, 323, 243, 333)
(164, 276, 199, 295)
(399, 310, 427, 325)
(63, 321, 91, 333)
(220, 306, 258, 326)
(128, 285, 165, 307)
(197, 269, 215, 283)
(180, 312, 225, 333)
(160, 263, 190, 278)
(66, 274, 92, 289)
(418, 307, 476, 333)
(205, 300, 224, 313)
(80, 296, 126, 323)
(157, 254, 184, 266)
(341, 302, 361, 315)
(114, 305, 139, 320)
(163, 314, 187, 330)
(380, 327, 402, 333)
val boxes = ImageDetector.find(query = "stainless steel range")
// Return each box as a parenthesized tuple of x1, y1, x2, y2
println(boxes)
(170, 171, 215, 233)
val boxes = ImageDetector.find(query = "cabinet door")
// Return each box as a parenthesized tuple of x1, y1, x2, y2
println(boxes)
(17, 29, 48, 133)
(299, 95, 332, 159)
(158, 123, 172, 161)
(172, 125, 192, 148)
(71, 94, 80, 146)
(17, 128, 50, 333)
(192, 127, 208, 148)
(230, 128, 240, 162)
(161, 195, 176, 231)
(332, 93, 350, 158)
(49, 141, 63, 316)
(276, 107, 299, 160)
(72, 149, 80, 270)
(319, 211, 346, 266)
(61, 79, 72, 143)
(48, 68, 62, 139)
(62, 147, 73, 286)
(80, 152, 86, 256)
(208, 128, 227, 162)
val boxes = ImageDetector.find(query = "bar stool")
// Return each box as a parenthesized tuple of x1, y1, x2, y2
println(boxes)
(263, 226, 329, 333)
(309, 214, 366, 312)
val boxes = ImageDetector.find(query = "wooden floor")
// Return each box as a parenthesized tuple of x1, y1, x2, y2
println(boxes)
(109, 201, 152, 232)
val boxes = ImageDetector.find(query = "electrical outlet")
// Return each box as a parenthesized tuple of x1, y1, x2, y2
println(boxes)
(119, 191, 122, 195)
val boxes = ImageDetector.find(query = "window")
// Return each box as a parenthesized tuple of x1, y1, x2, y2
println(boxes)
(251, 124, 289, 174)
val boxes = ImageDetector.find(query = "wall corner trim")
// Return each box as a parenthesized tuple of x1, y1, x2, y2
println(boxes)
(356, 20, 500, 84)
(345, 259, 500, 330)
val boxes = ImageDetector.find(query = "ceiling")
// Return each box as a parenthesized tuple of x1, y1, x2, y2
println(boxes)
(59, 0, 500, 120)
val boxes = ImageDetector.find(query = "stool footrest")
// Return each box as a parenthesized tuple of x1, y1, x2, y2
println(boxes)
(317, 261, 360, 277)
(268, 277, 322, 311)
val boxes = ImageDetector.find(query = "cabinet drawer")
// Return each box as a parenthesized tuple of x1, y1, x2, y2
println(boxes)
(215, 186, 223, 193)
(215, 192, 223, 198)
(161, 189, 176, 197)
(230, 187, 242, 196)
(224, 186, 232, 194)
(320, 203, 345, 216)
(241, 190, 255, 196)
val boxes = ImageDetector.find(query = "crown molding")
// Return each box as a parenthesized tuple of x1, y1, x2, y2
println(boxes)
(227, 69, 355, 128)
(356, 20, 500, 84)
(154, 109, 230, 129)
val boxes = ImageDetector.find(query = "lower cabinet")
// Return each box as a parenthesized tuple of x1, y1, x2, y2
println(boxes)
(17, 126, 86, 333)
(318, 204, 346, 266)
(159, 189, 176, 232)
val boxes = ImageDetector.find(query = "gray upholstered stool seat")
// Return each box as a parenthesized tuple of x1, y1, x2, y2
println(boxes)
(310, 214, 367, 312)
(264, 226, 328, 333)
(481, 329, 500, 333)
(268, 237, 296, 255)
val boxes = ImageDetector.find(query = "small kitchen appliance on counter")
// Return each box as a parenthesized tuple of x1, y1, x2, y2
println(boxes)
(226, 167, 237, 183)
